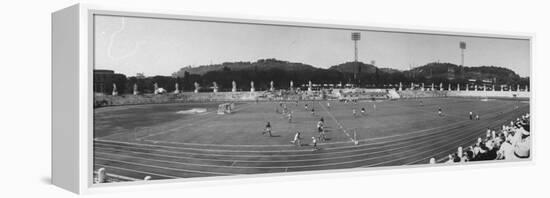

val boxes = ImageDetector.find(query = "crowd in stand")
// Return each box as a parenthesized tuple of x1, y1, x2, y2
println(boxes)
(429, 113, 531, 164)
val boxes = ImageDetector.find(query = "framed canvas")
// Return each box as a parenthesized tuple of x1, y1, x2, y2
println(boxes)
(52, 4, 533, 194)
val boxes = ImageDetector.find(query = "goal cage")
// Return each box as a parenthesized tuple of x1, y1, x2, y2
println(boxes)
(217, 103, 235, 114)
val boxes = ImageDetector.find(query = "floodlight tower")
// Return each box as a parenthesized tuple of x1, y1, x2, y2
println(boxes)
(459, 41, 466, 78)
(352, 32, 361, 84)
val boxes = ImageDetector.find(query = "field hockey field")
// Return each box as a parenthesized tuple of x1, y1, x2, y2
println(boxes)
(93, 97, 529, 181)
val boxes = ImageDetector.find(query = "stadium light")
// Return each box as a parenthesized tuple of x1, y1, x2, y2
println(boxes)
(459, 41, 466, 78)
(460, 41, 466, 66)
(352, 32, 361, 62)
(351, 32, 361, 85)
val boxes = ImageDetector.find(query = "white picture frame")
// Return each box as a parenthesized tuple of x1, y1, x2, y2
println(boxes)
(52, 3, 534, 194)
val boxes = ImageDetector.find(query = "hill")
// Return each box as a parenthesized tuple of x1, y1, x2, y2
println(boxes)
(328, 61, 378, 74)
(164, 59, 526, 92)
(409, 62, 522, 83)
(172, 58, 318, 76)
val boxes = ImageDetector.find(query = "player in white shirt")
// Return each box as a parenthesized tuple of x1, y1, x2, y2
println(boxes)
(290, 131, 302, 146)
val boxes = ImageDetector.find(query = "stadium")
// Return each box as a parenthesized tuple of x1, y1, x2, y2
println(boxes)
(93, 86, 530, 183)
(91, 18, 531, 184)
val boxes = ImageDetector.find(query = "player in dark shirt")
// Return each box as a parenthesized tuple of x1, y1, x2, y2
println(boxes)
(262, 121, 272, 136)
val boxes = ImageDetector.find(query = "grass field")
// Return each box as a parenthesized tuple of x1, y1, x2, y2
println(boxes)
(93, 97, 529, 181)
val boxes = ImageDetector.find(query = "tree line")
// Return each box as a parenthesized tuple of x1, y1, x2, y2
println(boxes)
(99, 60, 530, 94)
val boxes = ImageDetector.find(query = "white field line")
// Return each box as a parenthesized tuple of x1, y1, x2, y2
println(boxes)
(317, 101, 355, 142)
(94, 127, 474, 166)
(95, 157, 233, 176)
(94, 164, 177, 179)
(95, 127, 485, 170)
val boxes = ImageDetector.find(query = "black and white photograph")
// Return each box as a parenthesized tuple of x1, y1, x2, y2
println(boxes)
(6, 0, 550, 197)
(91, 14, 531, 184)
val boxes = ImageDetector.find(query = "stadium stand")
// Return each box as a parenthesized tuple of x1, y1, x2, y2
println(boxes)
(432, 113, 530, 164)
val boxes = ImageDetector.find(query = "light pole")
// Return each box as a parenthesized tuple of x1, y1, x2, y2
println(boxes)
(352, 32, 361, 85)
(459, 41, 466, 78)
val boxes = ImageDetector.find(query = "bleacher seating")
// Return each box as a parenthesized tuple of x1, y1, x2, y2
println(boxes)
(431, 113, 530, 164)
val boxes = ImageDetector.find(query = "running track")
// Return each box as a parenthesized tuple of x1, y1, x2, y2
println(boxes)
(93, 102, 529, 181)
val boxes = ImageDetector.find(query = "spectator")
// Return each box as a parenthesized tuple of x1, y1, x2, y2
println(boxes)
(452, 153, 461, 162)
(513, 124, 530, 159)
(497, 133, 515, 160)
(429, 115, 530, 164)
(445, 154, 454, 164)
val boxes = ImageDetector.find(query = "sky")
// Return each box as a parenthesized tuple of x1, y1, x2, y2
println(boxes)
(94, 15, 531, 77)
